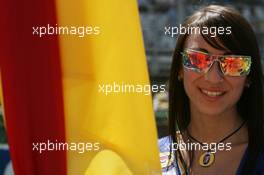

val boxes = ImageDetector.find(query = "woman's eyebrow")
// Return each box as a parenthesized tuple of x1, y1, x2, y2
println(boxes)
(189, 47, 233, 55)
(187, 47, 232, 55)
(188, 47, 209, 53)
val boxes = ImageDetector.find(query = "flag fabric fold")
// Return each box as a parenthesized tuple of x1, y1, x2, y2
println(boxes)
(0, 0, 161, 174)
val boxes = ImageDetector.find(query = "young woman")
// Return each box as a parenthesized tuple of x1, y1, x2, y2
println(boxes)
(159, 5, 264, 175)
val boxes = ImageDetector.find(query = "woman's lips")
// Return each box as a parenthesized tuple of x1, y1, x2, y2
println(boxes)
(199, 88, 226, 101)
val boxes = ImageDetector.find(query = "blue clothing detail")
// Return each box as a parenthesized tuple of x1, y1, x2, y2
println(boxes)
(0, 144, 12, 175)
(236, 147, 264, 175)
(159, 136, 264, 175)
(159, 136, 180, 175)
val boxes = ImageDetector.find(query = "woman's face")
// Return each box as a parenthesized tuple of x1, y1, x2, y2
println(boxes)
(182, 34, 247, 116)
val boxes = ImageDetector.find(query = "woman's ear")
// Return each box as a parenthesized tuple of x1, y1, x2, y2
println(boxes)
(178, 68, 183, 81)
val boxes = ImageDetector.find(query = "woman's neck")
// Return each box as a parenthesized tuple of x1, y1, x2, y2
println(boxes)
(187, 103, 247, 144)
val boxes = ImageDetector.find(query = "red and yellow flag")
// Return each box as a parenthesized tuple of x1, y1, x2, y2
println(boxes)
(0, 0, 161, 174)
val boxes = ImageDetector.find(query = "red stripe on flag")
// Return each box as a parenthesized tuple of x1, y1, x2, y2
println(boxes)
(0, 0, 66, 174)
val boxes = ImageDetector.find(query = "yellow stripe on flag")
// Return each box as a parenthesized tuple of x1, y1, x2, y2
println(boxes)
(56, 1, 161, 174)
(85, 150, 133, 175)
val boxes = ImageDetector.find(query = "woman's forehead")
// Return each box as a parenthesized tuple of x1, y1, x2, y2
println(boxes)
(184, 34, 230, 55)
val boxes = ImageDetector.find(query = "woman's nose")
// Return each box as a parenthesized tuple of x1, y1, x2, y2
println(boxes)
(204, 62, 224, 83)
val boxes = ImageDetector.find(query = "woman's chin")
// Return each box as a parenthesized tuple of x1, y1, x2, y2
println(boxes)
(196, 105, 227, 117)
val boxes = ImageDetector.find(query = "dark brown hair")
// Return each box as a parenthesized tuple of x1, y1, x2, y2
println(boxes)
(168, 5, 264, 174)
